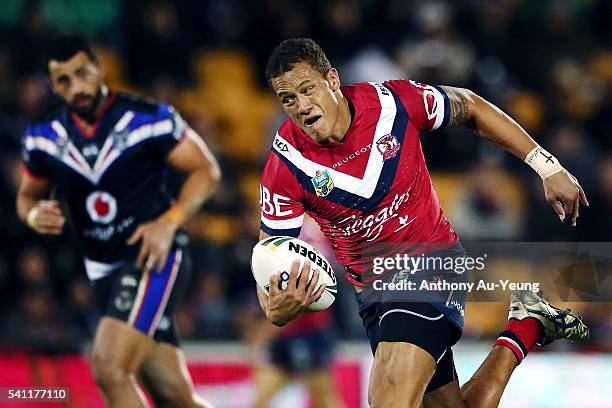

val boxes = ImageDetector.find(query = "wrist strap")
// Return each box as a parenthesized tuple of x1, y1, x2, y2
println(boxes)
(524, 146, 563, 180)
(27, 206, 39, 230)
(162, 206, 186, 228)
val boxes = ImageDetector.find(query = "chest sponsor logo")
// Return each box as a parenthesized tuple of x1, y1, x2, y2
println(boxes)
(86, 191, 117, 224)
(311, 170, 334, 197)
(331, 190, 415, 241)
(376, 134, 400, 161)
(332, 144, 372, 169)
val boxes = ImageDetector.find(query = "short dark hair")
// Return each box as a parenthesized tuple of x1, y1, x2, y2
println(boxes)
(265, 38, 332, 86)
(44, 34, 97, 72)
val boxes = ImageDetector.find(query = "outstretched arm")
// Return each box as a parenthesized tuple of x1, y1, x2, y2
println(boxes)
(439, 86, 589, 226)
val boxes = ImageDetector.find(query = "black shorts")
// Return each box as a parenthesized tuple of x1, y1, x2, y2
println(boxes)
(356, 296, 461, 393)
(92, 247, 191, 346)
(268, 329, 335, 374)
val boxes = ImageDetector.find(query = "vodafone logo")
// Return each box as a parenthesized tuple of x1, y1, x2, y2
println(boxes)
(86, 191, 117, 224)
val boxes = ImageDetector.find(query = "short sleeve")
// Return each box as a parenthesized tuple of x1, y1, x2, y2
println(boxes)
(385, 79, 450, 132)
(150, 104, 187, 157)
(21, 125, 52, 180)
(259, 151, 305, 237)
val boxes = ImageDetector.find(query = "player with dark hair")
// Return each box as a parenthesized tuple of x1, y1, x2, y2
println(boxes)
(17, 34, 220, 408)
(255, 38, 589, 407)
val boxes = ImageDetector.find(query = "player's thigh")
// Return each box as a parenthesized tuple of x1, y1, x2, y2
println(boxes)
(92, 247, 190, 345)
(365, 300, 461, 407)
(422, 379, 465, 408)
(91, 316, 156, 377)
(369, 341, 436, 408)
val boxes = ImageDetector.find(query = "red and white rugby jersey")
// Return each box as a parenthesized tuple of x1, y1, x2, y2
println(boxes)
(259, 80, 459, 286)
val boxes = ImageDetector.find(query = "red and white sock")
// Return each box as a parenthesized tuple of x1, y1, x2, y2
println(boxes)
(494, 318, 541, 364)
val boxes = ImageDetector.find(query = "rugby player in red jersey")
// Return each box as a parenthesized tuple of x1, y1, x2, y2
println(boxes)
(255, 38, 589, 407)
(16, 34, 219, 408)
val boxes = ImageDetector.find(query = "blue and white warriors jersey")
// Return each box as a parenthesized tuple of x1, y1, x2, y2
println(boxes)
(21, 92, 188, 278)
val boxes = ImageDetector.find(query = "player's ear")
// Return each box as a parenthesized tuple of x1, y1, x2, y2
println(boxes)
(326, 68, 341, 92)
(96, 59, 105, 78)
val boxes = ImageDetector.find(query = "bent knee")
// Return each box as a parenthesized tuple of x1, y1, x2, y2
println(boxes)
(369, 367, 423, 408)
(368, 381, 422, 408)
(144, 374, 197, 408)
(152, 383, 188, 406)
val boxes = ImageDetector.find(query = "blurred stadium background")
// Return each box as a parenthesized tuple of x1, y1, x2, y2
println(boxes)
(0, 0, 611, 407)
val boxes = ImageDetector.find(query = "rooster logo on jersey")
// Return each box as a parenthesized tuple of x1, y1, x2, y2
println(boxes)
(311, 170, 334, 197)
(376, 134, 401, 160)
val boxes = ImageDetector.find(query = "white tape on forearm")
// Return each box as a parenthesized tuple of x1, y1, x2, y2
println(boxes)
(524, 146, 564, 180)
(26, 206, 39, 230)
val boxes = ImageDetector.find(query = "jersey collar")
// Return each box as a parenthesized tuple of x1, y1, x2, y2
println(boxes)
(70, 90, 117, 139)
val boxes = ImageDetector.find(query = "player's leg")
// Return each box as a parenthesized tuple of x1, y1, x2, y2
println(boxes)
(299, 329, 344, 408)
(91, 247, 197, 407)
(369, 342, 436, 408)
(421, 347, 516, 408)
(90, 316, 156, 408)
(359, 299, 461, 408)
(138, 341, 212, 408)
(421, 380, 465, 408)
(252, 363, 289, 408)
(355, 291, 435, 408)
(424, 290, 590, 408)
(459, 345, 518, 407)
(304, 369, 345, 408)
(421, 348, 465, 408)
(135, 248, 214, 407)
(253, 331, 294, 407)
(357, 244, 469, 407)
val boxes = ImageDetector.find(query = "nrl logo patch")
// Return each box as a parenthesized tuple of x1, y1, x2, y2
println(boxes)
(311, 170, 334, 197)
(377, 134, 401, 160)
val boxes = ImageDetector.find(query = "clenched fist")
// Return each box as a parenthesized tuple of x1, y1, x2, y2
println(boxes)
(27, 200, 65, 235)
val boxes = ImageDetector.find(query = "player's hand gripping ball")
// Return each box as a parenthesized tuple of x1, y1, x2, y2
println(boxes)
(251, 236, 338, 311)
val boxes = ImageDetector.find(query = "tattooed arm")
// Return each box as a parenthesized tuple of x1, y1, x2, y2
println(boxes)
(439, 86, 588, 226)
(439, 86, 538, 159)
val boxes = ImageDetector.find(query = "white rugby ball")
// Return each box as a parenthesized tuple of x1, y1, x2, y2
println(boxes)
(251, 236, 337, 311)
